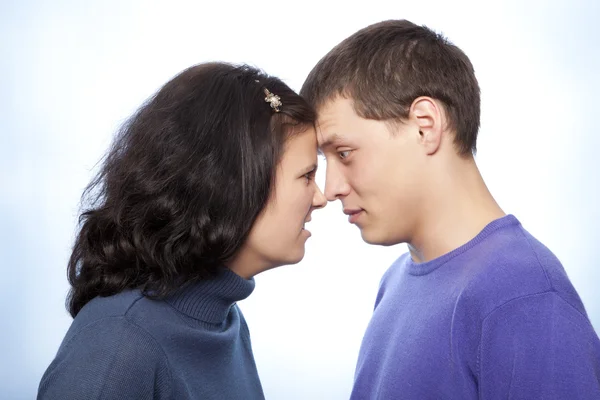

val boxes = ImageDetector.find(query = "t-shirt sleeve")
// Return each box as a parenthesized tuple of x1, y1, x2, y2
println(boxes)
(479, 291, 600, 399)
(38, 317, 172, 400)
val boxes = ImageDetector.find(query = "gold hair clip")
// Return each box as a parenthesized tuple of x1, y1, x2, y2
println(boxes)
(264, 88, 282, 112)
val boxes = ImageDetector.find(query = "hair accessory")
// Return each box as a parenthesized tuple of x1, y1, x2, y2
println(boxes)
(264, 88, 282, 112)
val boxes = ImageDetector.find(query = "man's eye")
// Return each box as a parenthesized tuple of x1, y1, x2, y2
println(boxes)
(339, 150, 351, 159)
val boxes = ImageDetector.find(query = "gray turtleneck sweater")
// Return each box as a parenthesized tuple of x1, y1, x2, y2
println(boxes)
(37, 268, 264, 399)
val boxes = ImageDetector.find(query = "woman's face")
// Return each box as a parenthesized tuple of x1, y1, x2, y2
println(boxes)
(230, 127, 326, 278)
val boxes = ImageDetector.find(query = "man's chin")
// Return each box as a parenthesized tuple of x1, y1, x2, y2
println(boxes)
(359, 227, 381, 245)
(360, 227, 400, 247)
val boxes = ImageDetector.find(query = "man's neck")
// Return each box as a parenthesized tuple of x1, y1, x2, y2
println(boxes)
(409, 155, 505, 263)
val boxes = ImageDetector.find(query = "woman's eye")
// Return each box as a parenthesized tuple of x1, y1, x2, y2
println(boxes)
(304, 170, 316, 182)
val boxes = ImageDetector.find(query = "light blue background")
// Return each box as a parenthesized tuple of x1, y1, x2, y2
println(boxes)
(2, 1, 599, 399)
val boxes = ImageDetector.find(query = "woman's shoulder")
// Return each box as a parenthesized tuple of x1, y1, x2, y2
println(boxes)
(39, 293, 173, 399)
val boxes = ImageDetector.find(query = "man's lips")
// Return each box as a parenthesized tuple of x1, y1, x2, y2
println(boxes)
(343, 208, 363, 224)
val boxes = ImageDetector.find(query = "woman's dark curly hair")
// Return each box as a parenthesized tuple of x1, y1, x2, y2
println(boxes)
(67, 62, 315, 317)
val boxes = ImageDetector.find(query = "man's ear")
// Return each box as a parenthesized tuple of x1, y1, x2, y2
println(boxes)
(410, 96, 444, 155)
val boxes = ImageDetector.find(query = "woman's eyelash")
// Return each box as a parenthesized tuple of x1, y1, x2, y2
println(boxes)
(304, 169, 316, 180)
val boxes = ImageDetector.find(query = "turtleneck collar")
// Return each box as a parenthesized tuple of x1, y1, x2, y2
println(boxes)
(165, 267, 255, 324)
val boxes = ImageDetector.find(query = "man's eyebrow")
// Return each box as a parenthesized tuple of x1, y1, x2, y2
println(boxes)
(319, 133, 345, 151)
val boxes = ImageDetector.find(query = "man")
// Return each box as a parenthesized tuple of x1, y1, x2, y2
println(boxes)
(301, 19, 600, 399)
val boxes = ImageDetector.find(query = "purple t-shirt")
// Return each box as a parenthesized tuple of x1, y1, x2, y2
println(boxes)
(351, 215, 600, 399)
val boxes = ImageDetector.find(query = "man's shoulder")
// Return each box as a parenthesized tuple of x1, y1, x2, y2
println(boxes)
(458, 223, 586, 320)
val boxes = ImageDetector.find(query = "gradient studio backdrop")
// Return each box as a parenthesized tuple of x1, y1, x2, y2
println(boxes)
(2, 1, 599, 399)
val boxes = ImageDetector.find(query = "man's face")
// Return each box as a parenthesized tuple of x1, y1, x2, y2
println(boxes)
(317, 97, 426, 246)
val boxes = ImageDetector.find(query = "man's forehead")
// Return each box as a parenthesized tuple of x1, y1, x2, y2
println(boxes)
(316, 129, 344, 150)
(315, 97, 352, 148)
(315, 113, 337, 141)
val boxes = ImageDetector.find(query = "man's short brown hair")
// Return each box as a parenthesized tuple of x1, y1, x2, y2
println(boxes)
(301, 19, 481, 155)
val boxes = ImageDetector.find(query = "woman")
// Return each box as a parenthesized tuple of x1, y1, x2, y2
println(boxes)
(38, 62, 326, 399)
